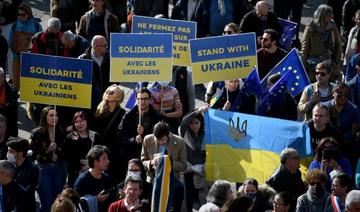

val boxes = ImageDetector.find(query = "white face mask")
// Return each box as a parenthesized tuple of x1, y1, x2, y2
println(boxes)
(158, 81, 169, 88)
(6, 152, 16, 163)
(127, 171, 141, 178)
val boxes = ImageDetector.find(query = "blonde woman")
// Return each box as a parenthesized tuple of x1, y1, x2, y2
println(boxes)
(94, 84, 126, 183)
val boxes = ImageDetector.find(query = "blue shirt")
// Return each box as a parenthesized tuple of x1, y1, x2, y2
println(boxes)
(309, 157, 352, 191)
(323, 99, 360, 140)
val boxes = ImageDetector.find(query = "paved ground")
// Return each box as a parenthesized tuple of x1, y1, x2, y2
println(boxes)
(14, 0, 327, 139)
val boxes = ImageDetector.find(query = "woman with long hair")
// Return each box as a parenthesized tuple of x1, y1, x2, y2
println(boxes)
(29, 106, 66, 212)
(63, 111, 102, 187)
(9, 3, 42, 90)
(301, 4, 342, 82)
(179, 107, 207, 211)
(94, 84, 126, 184)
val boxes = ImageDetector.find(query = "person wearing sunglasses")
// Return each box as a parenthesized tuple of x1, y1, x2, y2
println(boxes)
(296, 168, 329, 212)
(323, 83, 360, 172)
(9, 3, 42, 91)
(94, 84, 126, 185)
(257, 28, 287, 80)
(298, 62, 335, 121)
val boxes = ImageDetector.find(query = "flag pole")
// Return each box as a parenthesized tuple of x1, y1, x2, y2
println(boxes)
(138, 82, 142, 126)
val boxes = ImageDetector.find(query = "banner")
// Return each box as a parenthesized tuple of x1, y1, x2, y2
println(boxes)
(20, 53, 93, 108)
(204, 108, 312, 183)
(132, 15, 196, 66)
(190, 33, 257, 84)
(110, 33, 173, 82)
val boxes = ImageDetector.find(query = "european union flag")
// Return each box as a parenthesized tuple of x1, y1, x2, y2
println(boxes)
(257, 79, 288, 116)
(260, 48, 310, 96)
(231, 67, 262, 111)
(204, 108, 312, 183)
(278, 18, 298, 50)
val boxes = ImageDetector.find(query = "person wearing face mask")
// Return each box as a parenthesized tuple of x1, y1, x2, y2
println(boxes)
(5, 138, 39, 212)
(296, 168, 330, 212)
(238, 178, 274, 212)
(117, 158, 152, 201)
(149, 81, 183, 134)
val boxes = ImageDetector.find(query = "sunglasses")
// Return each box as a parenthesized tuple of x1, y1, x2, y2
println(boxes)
(315, 72, 327, 76)
(223, 31, 233, 35)
(106, 90, 115, 95)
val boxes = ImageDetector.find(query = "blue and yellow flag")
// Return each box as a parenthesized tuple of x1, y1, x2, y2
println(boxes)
(205, 108, 312, 184)
(151, 154, 174, 212)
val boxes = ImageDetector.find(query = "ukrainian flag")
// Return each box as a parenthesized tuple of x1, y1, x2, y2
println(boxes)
(205, 109, 312, 184)
(151, 154, 174, 212)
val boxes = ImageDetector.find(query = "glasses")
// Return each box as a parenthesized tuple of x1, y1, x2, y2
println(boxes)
(223, 30, 233, 35)
(315, 72, 327, 76)
(17, 13, 27, 17)
(106, 90, 115, 95)
(261, 37, 270, 42)
(273, 201, 285, 207)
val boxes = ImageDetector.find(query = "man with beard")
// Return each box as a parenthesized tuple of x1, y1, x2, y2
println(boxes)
(256, 28, 287, 79)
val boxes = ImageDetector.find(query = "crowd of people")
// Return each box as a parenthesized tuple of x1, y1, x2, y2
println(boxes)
(2, 0, 360, 211)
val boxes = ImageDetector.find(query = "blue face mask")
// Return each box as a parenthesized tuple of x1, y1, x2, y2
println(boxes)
(246, 192, 257, 201)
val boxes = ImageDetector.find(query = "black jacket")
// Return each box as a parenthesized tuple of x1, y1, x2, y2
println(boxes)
(0, 81, 18, 137)
(0, 34, 8, 70)
(117, 105, 160, 161)
(240, 10, 283, 37)
(79, 47, 111, 95)
(266, 165, 306, 199)
(68, 35, 89, 58)
(3, 158, 39, 212)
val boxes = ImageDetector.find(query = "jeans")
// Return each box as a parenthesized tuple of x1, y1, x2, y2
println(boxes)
(37, 162, 66, 212)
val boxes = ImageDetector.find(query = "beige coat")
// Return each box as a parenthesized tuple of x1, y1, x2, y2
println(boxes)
(141, 133, 187, 183)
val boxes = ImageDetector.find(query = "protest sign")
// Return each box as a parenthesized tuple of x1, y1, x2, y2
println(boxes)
(190, 33, 257, 84)
(110, 33, 173, 82)
(132, 15, 196, 66)
(20, 53, 93, 108)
